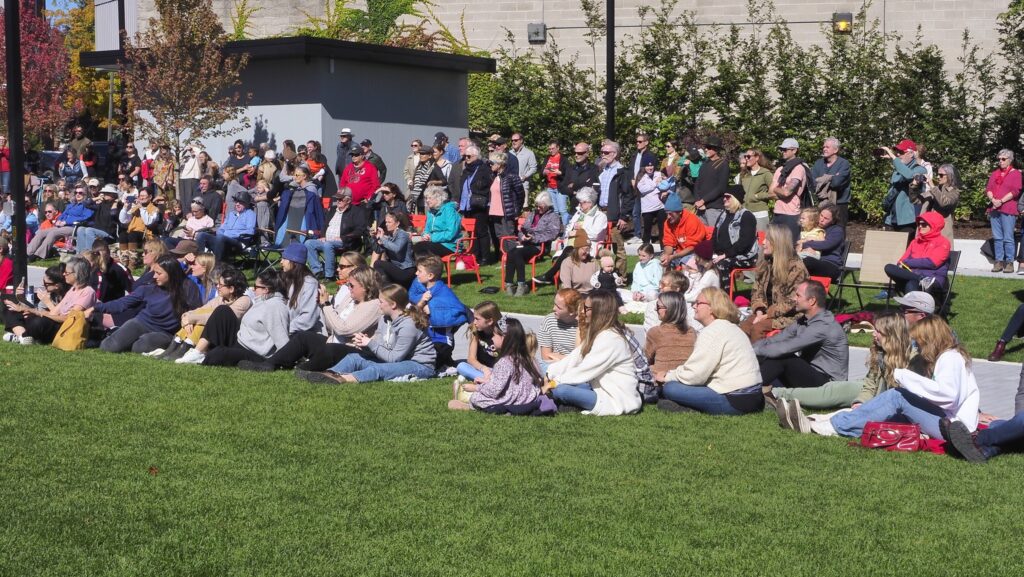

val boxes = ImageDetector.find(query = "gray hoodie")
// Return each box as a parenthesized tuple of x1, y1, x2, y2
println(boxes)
(238, 293, 292, 357)
(367, 314, 436, 367)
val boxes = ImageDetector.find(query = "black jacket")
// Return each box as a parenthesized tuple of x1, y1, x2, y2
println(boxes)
(325, 203, 369, 249)
(458, 159, 494, 213)
(559, 160, 600, 205)
(695, 157, 729, 209)
(603, 166, 635, 223)
(87, 199, 119, 237)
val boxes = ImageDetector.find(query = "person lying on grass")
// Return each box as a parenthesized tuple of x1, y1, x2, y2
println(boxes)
(544, 290, 643, 416)
(151, 265, 252, 361)
(457, 300, 502, 381)
(3, 258, 94, 346)
(449, 317, 544, 414)
(780, 314, 980, 440)
(86, 254, 201, 354)
(238, 265, 383, 373)
(296, 284, 436, 384)
(173, 268, 290, 366)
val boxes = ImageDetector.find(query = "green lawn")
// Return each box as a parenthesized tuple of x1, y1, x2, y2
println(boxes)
(1, 343, 1023, 576)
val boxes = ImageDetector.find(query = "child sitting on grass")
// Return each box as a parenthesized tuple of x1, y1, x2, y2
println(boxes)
(621, 243, 662, 313)
(449, 317, 547, 414)
(797, 207, 825, 259)
(590, 250, 625, 306)
(456, 301, 502, 381)
(408, 255, 469, 374)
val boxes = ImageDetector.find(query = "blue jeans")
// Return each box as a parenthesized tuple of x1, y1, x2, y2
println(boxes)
(662, 381, 743, 415)
(328, 352, 435, 382)
(305, 238, 347, 277)
(831, 388, 945, 439)
(196, 232, 244, 260)
(457, 362, 485, 381)
(76, 227, 111, 253)
(632, 197, 642, 238)
(547, 188, 570, 226)
(990, 212, 1017, 262)
(0, 171, 9, 194)
(977, 411, 1024, 457)
(551, 383, 597, 411)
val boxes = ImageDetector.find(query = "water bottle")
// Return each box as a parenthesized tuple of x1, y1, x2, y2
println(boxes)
(25, 286, 36, 306)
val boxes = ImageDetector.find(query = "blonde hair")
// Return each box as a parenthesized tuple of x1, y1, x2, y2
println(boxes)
(868, 311, 913, 387)
(700, 286, 739, 324)
(909, 315, 970, 375)
(800, 207, 820, 232)
(194, 253, 217, 291)
(759, 224, 800, 288)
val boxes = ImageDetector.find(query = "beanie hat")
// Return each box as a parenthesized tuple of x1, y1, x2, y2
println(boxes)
(694, 239, 713, 260)
(724, 184, 746, 204)
(572, 228, 590, 249)
(663, 193, 683, 212)
(282, 243, 308, 264)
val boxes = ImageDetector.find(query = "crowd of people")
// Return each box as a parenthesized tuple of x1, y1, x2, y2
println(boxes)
(1, 127, 1023, 465)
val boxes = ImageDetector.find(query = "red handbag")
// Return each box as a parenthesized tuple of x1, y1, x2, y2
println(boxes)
(858, 421, 925, 452)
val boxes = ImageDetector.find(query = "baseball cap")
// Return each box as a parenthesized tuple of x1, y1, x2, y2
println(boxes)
(360, 139, 372, 147)
(894, 139, 918, 153)
(434, 131, 448, 140)
(894, 291, 935, 314)
(87, 178, 100, 187)
(778, 138, 799, 150)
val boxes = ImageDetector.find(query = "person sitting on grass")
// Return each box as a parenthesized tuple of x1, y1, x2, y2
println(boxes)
(448, 317, 545, 414)
(3, 258, 95, 346)
(589, 251, 625, 306)
(87, 239, 133, 303)
(621, 243, 662, 313)
(456, 301, 503, 381)
(681, 240, 720, 331)
(942, 409, 1024, 464)
(152, 265, 252, 361)
(544, 290, 642, 416)
(781, 315, 979, 440)
(644, 291, 696, 380)
(2, 266, 69, 332)
(537, 288, 581, 367)
(654, 287, 763, 415)
(296, 284, 437, 384)
(409, 255, 469, 373)
(755, 280, 848, 398)
(187, 252, 218, 304)
(239, 265, 383, 372)
(772, 311, 913, 410)
(87, 255, 201, 353)
(279, 243, 322, 335)
(643, 269, 689, 330)
(173, 269, 291, 366)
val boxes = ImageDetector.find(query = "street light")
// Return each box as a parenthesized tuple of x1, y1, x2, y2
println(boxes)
(832, 12, 853, 35)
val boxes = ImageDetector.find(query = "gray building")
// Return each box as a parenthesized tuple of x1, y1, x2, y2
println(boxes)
(81, 37, 494, 178)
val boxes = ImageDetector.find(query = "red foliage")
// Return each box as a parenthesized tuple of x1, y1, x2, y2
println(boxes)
(0, 0, 77, 140)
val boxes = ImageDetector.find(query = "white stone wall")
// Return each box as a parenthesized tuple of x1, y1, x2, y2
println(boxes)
(129, 0, 1006, 71)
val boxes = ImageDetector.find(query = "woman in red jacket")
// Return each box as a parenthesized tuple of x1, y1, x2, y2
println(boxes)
(884, 210, 950, 294)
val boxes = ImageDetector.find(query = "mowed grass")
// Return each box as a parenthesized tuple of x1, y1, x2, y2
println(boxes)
(2, 343, 1024, 576)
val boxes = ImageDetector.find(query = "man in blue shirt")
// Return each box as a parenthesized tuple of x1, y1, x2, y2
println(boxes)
(197, 190, 256, 259)
(810, 137, 852, 228)
(26, 184, 94, 261)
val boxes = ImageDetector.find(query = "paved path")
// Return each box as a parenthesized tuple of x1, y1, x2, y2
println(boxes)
(25, 263, 1021, 419)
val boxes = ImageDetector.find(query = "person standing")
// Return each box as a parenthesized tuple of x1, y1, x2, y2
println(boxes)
(737, 148, 773, 232)
(628, 133, 657, 240)
(596, 140, 634, 277)
(810, 137, 852, 229)
(881, 139, 927, 234)
(986, 150, 1021, 273)
(510, 132, 537, 196)
(694, 136, 729, 227)
(541, 141, 569, 225)
(335, 128, 355, 176)
(558, 142, 600, 222)
(360, 139, 387, 182)
(769, 138, 808, 242)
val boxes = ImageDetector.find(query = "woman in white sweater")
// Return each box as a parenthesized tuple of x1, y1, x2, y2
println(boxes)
(546, 290, 642, 416)
(785, 315, 979, 439)
(655, 287, 763, 415)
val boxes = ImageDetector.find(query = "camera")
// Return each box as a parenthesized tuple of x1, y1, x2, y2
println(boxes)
(872, 147, 888, 159)
(913, 174, 927, 186)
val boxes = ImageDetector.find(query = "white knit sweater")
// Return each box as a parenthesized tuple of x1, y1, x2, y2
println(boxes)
(547, 329, 641, 416)
(664, 318, 761, 394)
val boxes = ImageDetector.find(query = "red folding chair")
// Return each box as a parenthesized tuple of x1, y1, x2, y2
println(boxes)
(442, 219, 482, 284)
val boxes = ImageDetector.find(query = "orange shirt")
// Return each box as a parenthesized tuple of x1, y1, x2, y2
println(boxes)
(662, 209, 705, 254)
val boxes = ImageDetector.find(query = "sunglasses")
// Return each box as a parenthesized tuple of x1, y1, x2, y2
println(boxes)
(600, 150, 614, 155)
(44, 210, 54, 214)
(937, 173, 947, 177)
(999, 157, 1011, 162)
(574, 151, 587, 155)
(254, 284, 269, 290)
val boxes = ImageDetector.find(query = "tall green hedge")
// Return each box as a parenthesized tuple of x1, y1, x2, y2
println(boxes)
(469, 0, 1020, 222)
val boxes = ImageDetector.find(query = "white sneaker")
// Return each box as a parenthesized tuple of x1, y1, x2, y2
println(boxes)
(788, 399, 811, 433)
(19, 336, 33, 346)
(810, 419, 837, 437)
(142, 348, 166, 357)
(175, 348, 206, 364)
(2, 332, 17, 343)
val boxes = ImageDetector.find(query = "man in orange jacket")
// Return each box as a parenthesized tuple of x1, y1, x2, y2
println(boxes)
(660, 192, 707, 268)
